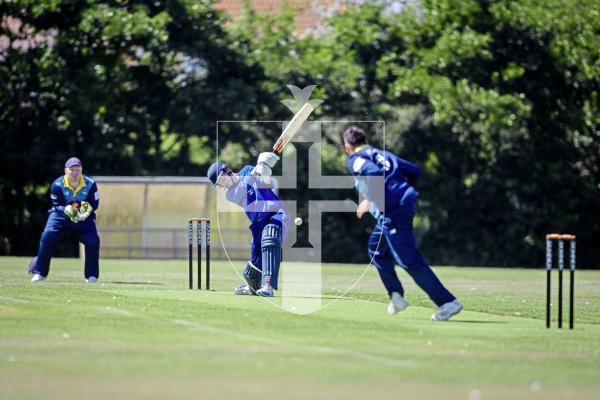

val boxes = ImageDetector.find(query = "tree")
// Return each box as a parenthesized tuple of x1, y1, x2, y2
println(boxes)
(0, 0, 269, 255)
(374, 0, 600, 267)
(2, 0, 598, 267)
(231, 0, 600, 267)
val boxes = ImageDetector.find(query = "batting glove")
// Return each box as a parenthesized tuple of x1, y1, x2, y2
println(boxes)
(252, 163, 272, 178)
(256, 152, 280, 168)
(64, 205, 79, 223)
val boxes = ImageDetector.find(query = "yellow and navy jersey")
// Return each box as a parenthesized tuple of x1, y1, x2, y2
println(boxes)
(49, 175, 99, 215)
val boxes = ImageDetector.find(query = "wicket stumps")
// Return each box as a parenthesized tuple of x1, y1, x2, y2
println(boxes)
(545, 233, 576, 329)
(188, 218, 211, 290)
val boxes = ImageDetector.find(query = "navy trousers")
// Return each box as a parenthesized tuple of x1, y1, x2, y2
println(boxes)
(31, 212, 100, 279)
(368, 200, 455, 307)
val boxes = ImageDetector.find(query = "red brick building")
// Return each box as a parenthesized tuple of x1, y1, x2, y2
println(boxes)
(214, 0, 347, 36)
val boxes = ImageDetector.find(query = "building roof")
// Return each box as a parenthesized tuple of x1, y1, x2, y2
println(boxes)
(0, 1, 349, 58)
(1, 16, 56, 58)
(214, 0, 346, 35)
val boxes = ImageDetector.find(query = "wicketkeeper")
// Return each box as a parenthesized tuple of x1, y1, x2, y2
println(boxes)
(207, 152, 289, 297)
(29, 157, 100, 283)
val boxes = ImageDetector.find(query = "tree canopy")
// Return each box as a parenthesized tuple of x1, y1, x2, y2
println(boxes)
(1, 0, 598, 267)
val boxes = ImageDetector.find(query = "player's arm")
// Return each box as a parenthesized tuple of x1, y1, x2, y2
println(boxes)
(226, 166, 256, 207)
(50, 182, 78, 222)
(252, 152, 279, 185)
(356, 199, 371, 219)
(348, 155, 383, 201)
(225, 182, 246, 207)
(85, 182, 99, 211)
(397, 157, 421, 186)
(348, 156, 384, 218)
(76, 182, 99, 222)
(239, 165, 263, 186)
(50, 182, 67, 214)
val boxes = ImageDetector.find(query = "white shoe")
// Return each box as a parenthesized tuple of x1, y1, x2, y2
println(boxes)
(86, 276, 98, 283)
(31, 273, 47, 283)
(256, 283, 273, 297)
(234, 284, 254, 295)
(387, 292, 409, 315)
(431, 299, 463, 321)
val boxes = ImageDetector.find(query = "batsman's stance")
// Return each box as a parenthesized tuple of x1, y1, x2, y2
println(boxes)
(343, 127, 462, 321)
(207, 152, 289, 297)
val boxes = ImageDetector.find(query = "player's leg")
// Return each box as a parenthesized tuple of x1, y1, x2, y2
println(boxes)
(77, 223, 100, 281)
(369, 221, 404, 295)
(31, 214, 65, 280)
(369, 221, 409, 314)
(28, 256, 38, 274)
(236, 261, 261, 295)
(387, 203, 457, 308)
(256, 223, 282, 297)
(234, 224, 263, 295)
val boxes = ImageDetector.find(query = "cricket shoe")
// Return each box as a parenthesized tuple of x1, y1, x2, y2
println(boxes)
(86, 276, 98, 283)
(431, 299, 463, 321)
(31, 274, 47, 283)
(387, 292, 409, 315)
(234, 284, 254, 295)
(256, 283, 274, 297)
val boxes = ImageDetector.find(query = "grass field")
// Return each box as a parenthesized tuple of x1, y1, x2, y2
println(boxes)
(1, 256, 599, 400)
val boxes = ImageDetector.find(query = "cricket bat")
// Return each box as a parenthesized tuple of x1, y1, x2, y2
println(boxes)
(272, 102, 315, 153)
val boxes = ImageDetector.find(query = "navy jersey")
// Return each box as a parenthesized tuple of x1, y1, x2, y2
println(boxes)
(347, 145, 421, 214)
(49, 175, 100, 217)
(226, 165, 287, 225)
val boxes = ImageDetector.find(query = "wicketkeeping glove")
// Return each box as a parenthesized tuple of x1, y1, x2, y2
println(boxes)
(64, 205, 79, 223)
(77, 201, 92, 221)
(256, 152, 280, 168)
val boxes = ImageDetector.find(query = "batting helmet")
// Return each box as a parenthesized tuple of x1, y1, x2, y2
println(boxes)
(207, 162, 233, 186)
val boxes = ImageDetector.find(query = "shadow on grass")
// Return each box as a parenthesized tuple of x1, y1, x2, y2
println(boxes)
(451, 320, 508, 324)
(281, 295, 358, 301)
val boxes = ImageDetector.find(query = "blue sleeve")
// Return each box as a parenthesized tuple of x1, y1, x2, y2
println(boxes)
(239, 164, 275, 188)
(239, 165, 253, 176)
(397, 157, 421, 178)
(347, 154, 382, 177)
(50, 181, 66, 214)
(239, 165, 256, 180)
(238, 166, 258, 189)
(86, 182, 99, 211)
(347, 155, 383, 202)
(226, 180, 248, 207)
(226, 166, 254, 207)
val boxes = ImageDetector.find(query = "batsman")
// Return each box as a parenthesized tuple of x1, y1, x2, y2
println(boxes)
(207, 152, 289, 297)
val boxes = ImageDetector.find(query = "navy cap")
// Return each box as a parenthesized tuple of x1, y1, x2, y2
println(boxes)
(65, 157, 82, 168)
(207, 162, 231, 185)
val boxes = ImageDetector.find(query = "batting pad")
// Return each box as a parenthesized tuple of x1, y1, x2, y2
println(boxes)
(243, 261, 262, 292)
(261, 224, 282, 289)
